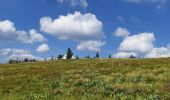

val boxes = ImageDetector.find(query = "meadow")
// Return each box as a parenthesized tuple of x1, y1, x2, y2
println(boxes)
(0, 58, 170, 100)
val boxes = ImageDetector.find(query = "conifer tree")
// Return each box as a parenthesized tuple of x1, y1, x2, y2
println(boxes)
(109, 54, 112, 58)
(96, 52, 99, 58)
(67, 48, 73, 59)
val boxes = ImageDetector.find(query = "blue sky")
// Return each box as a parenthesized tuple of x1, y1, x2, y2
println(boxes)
(0, 0, 170, 63)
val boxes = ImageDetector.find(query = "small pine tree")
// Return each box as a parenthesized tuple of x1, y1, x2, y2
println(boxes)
(24, 58, 28, 62)
(44, 58, 47, 61)
(85, 55, 90, 58)
(76, 55, 79, 59)
(9, 59, 14, 64)
(109, 54, 112, 58)
(96, 52, 99, 58)
(16, 57, 19, 63)
(87, 55, 90, 58)
(67, 48, 73, 59)
(51, 56, 54, 60)
(130, 54, 136, 59)
(57, 55, 63, 60)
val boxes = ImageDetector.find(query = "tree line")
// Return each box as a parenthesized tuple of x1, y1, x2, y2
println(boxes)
(8, 48, 136, 64)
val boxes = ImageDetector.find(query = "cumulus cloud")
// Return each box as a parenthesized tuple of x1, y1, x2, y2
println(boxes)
(0, 48, 42, 63)
(40, 11, 105, 52)
(119, 33, 155, 53)
(36, 44, 50, 53)
(113, 27, 170, 58)
(0, 20, 46, 44)
(145, 47, 170, 58)
(122, 0, 168, 8)
(57, 0, 88, 8)
(40, 11, 103, 41)
(113, 52, 138, 58)
(77, 40, 105, 52)
(117, 16, 125, 23)
(123, 0, 167, 4)
(114, 27, 131, 37)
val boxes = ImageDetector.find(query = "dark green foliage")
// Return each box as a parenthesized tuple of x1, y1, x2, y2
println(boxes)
(96, 52, 99, 58)
(85, 55, 90, 58)
(57, 55, 63, 60)
(130, 54, 136, 58)
(66, 48, 73, 59)
(76, 55, 79, 59)
(51, 56, 54, 60)
(109, 54, 112, 58)
(8, 59, 16, 64)
(24, 58, 29, 62)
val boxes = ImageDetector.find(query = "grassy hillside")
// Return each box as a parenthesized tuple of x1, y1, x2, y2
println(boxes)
(0, 58, 170, 100)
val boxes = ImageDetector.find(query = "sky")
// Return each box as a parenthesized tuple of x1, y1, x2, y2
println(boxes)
(0, 0, 170, 63)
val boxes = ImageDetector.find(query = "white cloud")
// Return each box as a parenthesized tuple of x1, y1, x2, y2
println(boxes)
(130, 16, 141, 23)
(117, 16, 125, 23)
(145, 47, 170, 58)
(113, 52, 138, 58)
(77, 40, 105, 52)
(122, 0, 168, 8)
(0, 20, 16, 39)
(40, 11, 103, 41)
(114, 27, 170, 58)
(0, 48, 42, 63)
(114, 27, 131, 37)
(17, 29, 47, 44)
(0, 20, 46, 44)
(36, 44, 50, 53)
(123, 0, 167, 4)
(57, 0, 88, 8)
(119, 33, 155, 53)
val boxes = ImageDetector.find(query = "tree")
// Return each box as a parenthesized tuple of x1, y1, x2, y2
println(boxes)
(9, 59, 15, 64)
(130, 54, 136, 59)
(57, 55, 63, 60)
(76, 55, 79, 59)
(24, 58, 29, 62)
(96, 52, 99, 58)
(16, 57, 19, 63)
(85, 55, 90, 58)
(51, 56, 54, 60)
(109, 54, 112, 58)
(67, 48, 73, 59)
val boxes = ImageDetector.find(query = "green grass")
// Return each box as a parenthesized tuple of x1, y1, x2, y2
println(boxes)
(0, 58, 170, 100)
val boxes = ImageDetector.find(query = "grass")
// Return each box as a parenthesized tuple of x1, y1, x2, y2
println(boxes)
(0, 58, 170, 100)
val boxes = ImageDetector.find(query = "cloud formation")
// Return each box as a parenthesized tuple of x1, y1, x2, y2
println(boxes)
(119, 33, 155, 53)
(123, 0, 167, 4)
(0, 20, 46, 44)
(113, 27, 170, 58)
(40, 11, 105, 52)
(123, 0, 168, 8)
(113, 52, 138, 58)
(0, 48, 42, 63)
(77, 40, 105, 52)
(145, 47, 170, 58)
(40, 11, 103, 41)
(114, 27, 131, 37)
(36, 44, 50, 53)
(57, 0, 88, 8)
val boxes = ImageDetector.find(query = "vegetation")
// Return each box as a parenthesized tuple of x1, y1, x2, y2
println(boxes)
(67, 48, 73, 59)
(96, 52, 99, 58)
(9, 58, 36, 64)
(109, 54, 112, 58)
(57, 55, 64, 60)
(0, 58, 170, 99)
